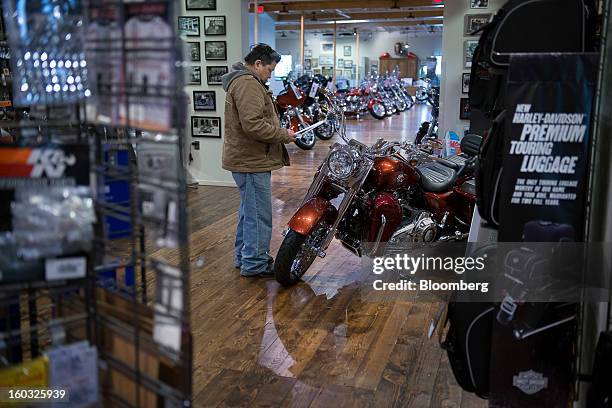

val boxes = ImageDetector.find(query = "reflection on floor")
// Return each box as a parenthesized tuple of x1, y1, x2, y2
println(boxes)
(190, 105, 486, 407)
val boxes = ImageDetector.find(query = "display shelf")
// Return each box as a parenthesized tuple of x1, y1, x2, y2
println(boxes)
(0, 0, 192, 406)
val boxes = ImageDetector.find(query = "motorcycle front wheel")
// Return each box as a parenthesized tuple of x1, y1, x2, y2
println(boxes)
(294, 128, 316, 150)
(314, 115, 335, 140)
(369, 103, 386, 120)
(274, 223, 328, 287)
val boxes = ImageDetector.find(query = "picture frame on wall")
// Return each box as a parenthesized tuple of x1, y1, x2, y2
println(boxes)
(465, 14, 491, 35)
(462, 73, 471, 94)
(179, 16, 200, 37)
(204, 16, 226, 35)
(470, 0, 489, 8)
(193, 91, 216, 111)
(188, 42, 201, 62)
(304, 49, 312, 58)
(344, 46, 352, 57)
(205, 41, 227, 60)
(460, 98, 471, 120)
(319, 56, 333, 66)
(186, 0, 216, 10)
(464, 40, 478, 68)
(304, 59, 312, 70)
(311, 58, 318, 68)
(313, 68, 322, 75)
(344, 69, 352, 78)
(206, 66, 228, 85)
(337, 59, 344, 68)
(191, 116, 221, 138)
(188, 66, 202, 85)
(321, 67, 333, 77)
(344, 60, 353, 68)
(321, 43, 334, 54)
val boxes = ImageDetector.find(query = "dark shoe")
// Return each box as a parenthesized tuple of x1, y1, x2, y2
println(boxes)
(240, 266, 274, 278)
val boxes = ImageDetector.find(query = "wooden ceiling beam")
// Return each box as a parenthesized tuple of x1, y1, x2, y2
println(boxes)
(249, 0, 440, 12)
(276, 9, 443, 22)
(276, 19, 442, 30)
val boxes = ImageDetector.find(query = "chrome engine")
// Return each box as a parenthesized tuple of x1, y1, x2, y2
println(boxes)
(389, 211, 437, 244)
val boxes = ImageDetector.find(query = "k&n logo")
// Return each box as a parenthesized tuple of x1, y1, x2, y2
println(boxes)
(27, 149, 77, 178)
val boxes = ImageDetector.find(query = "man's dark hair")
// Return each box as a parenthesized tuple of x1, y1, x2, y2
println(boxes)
(245, 43, 281, 66)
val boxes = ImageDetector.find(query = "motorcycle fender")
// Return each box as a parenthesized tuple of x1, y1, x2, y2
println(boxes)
(368, 99, 382, 109)
(288, 197, 338, 236)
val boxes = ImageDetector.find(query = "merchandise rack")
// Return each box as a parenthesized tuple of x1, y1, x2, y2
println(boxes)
(0, 0, 192, 406)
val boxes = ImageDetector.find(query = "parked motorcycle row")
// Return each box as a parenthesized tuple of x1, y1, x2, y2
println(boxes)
(335, 71, 416, 120)
(274, 116, 481, 286)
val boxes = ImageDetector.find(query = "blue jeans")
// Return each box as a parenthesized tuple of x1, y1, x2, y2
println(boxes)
(232, 172, 274, 276)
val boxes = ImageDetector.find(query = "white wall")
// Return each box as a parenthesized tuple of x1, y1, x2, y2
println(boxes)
(275, 32, 442, 91)
(183, 0, 246, 186)
(439, 0, 504, 138)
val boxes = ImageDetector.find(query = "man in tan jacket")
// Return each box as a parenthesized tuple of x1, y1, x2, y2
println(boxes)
(222, 44, 296, 277)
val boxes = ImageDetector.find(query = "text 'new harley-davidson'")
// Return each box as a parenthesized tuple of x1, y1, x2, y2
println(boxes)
(274, 121, 479, 286)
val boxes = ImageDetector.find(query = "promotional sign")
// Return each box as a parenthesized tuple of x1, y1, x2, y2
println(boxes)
(491, 53, 597, 408)
(499, 53, 598, 242)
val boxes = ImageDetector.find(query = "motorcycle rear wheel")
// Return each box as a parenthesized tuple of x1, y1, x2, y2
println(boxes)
(275, 224, 327, 287)
(294, 129, 316, 150)
(315, 119, 335, 140)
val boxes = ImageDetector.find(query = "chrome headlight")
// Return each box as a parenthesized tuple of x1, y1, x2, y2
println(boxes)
(327, 146, 357, 179)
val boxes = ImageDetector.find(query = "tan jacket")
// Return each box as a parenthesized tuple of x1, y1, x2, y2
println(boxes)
(222, 65, 291, 173)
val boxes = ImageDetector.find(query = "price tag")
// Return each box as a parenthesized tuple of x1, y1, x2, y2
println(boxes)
(309, 82, 320, 98)
(45, 257, 86, 281)
(290, 83, 302, 99)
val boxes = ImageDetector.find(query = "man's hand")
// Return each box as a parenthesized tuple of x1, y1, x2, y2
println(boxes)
(286, 129, 297, 143)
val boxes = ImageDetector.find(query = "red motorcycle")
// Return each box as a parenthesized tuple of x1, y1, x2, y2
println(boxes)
(275, 80, 316, 150)
(274, 125, 478, 286)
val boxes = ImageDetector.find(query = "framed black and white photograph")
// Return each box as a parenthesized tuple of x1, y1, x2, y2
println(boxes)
(462, 73, 471, 94)
(188, 66, 201, 85)
(344, 46, 352, 57)
(320, 43, 334, 54)
(205, 41, 227, 60)
(193, 91, 216, 111)
(470, 0, 489, 8)
(179, 16, 200, 37)
(188, 42, 201, 61)
(319, 56, 333, 66)
(206, 66, 228, 85)
(304, 59, 312, 70)
(191, 116, 221, 138)
(204, 16, 226, 35)
(344, 69, 352, 78)
(186, 0, 216, 10)
(304, 49, 312, 58)
(337, 59, 344, 68)
(460, 98, 471, 120)
(465, 14, 491, 35)
(344, 60, 353, 69)
(464, 40, 478, 68)
(321, 67, 333, 77)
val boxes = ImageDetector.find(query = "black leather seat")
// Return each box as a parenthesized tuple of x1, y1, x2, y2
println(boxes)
(437, 155, 468, 170)
(417, 162, 457, 193)
(436, 133, 483, 170)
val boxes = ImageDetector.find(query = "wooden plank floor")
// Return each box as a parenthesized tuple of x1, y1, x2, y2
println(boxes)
(189, 106, 486, 408)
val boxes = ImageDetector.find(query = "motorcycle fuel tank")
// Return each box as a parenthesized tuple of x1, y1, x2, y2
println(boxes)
(367, 156, 420, 192)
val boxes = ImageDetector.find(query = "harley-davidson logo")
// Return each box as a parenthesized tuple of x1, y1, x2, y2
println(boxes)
(513, 370, 548, 395)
